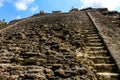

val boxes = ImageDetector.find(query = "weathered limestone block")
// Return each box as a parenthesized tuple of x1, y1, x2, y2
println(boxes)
(54, 68, 71, 78)
(44, 68, 54, 79)
(22, 58, 38, 65)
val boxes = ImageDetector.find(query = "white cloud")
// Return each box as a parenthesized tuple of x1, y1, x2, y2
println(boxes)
(14, 0, 34, 11)
(0, 0, 4, 7)
(30, 5, 38, 13)
(80, 0, 120, 10)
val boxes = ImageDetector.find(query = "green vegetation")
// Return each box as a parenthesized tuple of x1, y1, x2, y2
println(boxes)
(0, 19, 7, 28)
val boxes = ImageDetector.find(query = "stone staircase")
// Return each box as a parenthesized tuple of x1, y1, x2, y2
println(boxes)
(82, 12, 120, 80)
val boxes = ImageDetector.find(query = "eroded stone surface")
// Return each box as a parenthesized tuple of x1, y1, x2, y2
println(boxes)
(0, 11, 97, 79)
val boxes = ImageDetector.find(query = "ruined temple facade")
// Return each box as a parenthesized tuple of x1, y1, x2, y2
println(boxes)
(0, 8, 120, 80)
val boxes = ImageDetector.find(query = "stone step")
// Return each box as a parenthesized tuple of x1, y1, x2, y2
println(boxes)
(82, 30, 97, 33)
(88, 56, 112, 63)
(81, 31, 97, 34)
(89, 50, 109, 56)
(82, 27, 95, 29)
(94, 64, 117, 72)
(89, 50, 108, 53)
(86, 34, 99, 37)
(86, 31, 98, 34)
(83, 28, 97, 30)
(88, 39, 101, 42)
(83, 28, 96, 30)
(87, 46, 105, 50)
(87, 36, 100, 39)
(86, 43, 103, 46)
(96, 72, 120, 80)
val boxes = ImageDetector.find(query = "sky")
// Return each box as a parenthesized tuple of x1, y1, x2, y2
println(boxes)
(0, 0, 120, 22)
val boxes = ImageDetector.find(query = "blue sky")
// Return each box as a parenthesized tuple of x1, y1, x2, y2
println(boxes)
(0, 0, 120, 22)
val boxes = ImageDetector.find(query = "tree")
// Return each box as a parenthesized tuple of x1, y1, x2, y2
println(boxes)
(0, 19, 7, 27)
